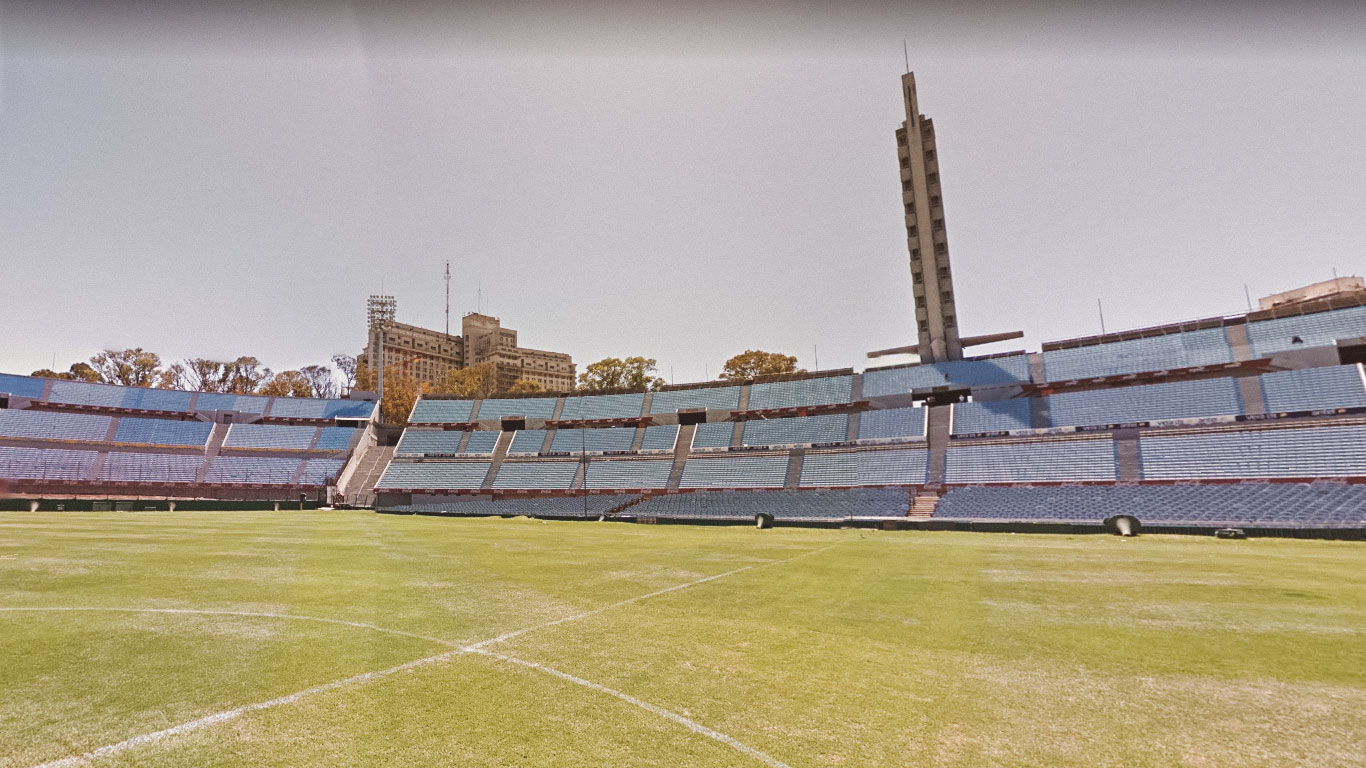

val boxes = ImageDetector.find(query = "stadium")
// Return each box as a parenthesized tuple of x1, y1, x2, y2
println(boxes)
(4, 11, 1366, 767)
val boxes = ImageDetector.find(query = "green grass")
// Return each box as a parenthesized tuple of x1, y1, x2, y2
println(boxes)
(1, 511, 1364, 768)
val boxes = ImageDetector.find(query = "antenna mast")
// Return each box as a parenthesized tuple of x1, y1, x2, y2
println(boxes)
(444, 261, 451, 336)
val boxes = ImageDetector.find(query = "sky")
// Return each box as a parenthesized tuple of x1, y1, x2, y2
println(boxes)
(2, 1, 1364, 386)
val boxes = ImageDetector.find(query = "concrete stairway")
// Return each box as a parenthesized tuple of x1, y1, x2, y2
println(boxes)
(195, 423, 230, 483)
(925, 405, 953, 485)
(909, 490, 940, 519)
(347, 445, 395, 508)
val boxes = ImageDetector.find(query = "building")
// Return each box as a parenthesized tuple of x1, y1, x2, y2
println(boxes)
(360, 306, 575, 393)
(897, 71, 962, 363)
(1259, 276, 1365, 310)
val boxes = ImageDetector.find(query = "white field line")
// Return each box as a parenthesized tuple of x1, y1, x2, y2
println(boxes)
(21, 542, 840, 768)
(475, 650, 794, 768)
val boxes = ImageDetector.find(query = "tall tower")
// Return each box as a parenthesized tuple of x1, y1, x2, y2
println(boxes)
(897, 72, 962, 363)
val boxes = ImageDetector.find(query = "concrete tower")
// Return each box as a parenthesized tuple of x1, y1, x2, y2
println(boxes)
(897, 72, 962, 363)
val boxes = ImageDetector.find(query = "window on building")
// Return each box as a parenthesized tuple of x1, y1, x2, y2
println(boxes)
(907, 225, 918, 237)
(904, 202, 915, 215)
(899, 155, 909, 168)
(918, 320, 929, 332)
(931, 196, 941, 208)
(932, 219, 944, 231)
(927, 173, 938, 185)
(912, 271, 923, 284)
(896, 130, 907, 146)
(945, 315, 956, 328)
(902, 179, 912, 192)
(938, 266, 949, 279)
(915, 296, 926, 309)
(911, 248, 921, 261)
(941, 292, 954, 304)
(934, 243, 947, 255)
(925, 150, 936, 161)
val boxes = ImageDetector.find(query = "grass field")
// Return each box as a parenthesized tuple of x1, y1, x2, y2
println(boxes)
(2, 511, 1364, 768)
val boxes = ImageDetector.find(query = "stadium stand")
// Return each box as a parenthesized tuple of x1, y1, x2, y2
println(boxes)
(193, 392, 271, 414)
(584, 459, 673, 489)
(0, 373, 47, 399)
(1047, 377, 1244, 427)
(559, 392, 645, 420)
(391, 496, 630, 518)
(0, 446, 97, 480)
(740, 414, 849, 447)
(113, 418, 212, 447)
(863, 356, 1031, 395)
(99, 453, 201, 483)
(376, 462, 490, 490)
(1260, 365, 1366, 413)
(1042, 327, 1234, 381)
(623, 488, 910, 521)
(409, 399, 475, 424)
(492, 461, 578, 490)
(858, 406, 926, 441)
(798, 448, 928, 487)
(550, 427, 636, 454)
(396, 430, 491, 457)
(679, 455, 790, 489)
(690, 422, 735, 450)
(945, 439, 1117, 483)
(0, 410, 112, 443)
(746, 375, 853, 410)
(507, 429, 549, 455)
(1247, 304, 1366, 357)
(1139, 425, 1366, 479)
(648, 386, 742, 414)
(475, 397, 557, 420)
(639, 425, 679, 451)
(951, 400, 1033, 435)
(223, 424, 317, 451)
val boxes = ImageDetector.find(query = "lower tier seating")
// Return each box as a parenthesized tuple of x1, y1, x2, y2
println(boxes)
(1139, 425, 1366, 479)
(934, 483, 1366, 528)
(945, 439, 1117, 483)
(623, 488, 910, 520)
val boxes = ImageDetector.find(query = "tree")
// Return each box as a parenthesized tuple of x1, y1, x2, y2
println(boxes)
(577, 356, 666, 392)
(259, 370, 313, 398)
(179, 358, 230, 392)
(332, 354, 357, 392)
(378, 365, 427, 425)
(155, 364, 188, 390)
(31, 362, 102, 382)
(224, 356, 271, 394)
(507, 378, 545, 395)
(439, 363, 498, 399)
(354, 361, 378, 393)
(300, 365, 338, 399)
(89, 348, 162, 387)
(719, 350, 803, 381)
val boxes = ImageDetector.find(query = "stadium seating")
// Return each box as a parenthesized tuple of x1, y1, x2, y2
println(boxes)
(945, 439, 1117, 483)
(1042, 328, 1234, 381)
(858, 406, 926, 441)
(549, 427, 636, 454)
(113, 417, 212, 447)
(639, 425, 679, 451)
(1247, 305, 1366, 357)
(507, 429, 549, 455)
(392, 496, 631, 518)
(798, 448, 928, 487)
(409, 399, 475, 424)
(0, 446, 97, 480)
(224, 424, 316, 450)
(691, 422, 736, 450)
(863, 356, 1031, 395)
(1048, 377, 1243, 427)
(679, 455, 790, 488)
(300, 458, 345, 485)
(584, 459, 673, 489)
(648, 386, 742, 414)
(396, 430, 492, 457)
(193, 392, 270, 414)
(205, 456, 302, 484)
(376, 462, 491, 490)
(315, 426, 358, 451)
(99, 452, 201, 483)
(934, 483, 1366, 528)
(746, 375, 853, 410)
(951, 400, 1033, 435)
(559, 392, 645, 420)
(492, 461, 578, 490)
(623, 488, 909, 520)
(0, 373, 46, 399)
(740, 414, 849, 447)
(475, 397, 558, 420)
(1260, 365, 1366, 413)
(1139, 425, 1366, 479)
(0, 409, 112, 443)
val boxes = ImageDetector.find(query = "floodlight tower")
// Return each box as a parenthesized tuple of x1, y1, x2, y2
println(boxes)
(366, 294, 397, 401)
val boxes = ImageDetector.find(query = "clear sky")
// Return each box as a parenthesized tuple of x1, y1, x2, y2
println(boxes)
(2, 1, 1364, 385)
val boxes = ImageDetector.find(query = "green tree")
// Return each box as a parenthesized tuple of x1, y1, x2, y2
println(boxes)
(378, 365, 428, 425)
(259, 370, 313, 398)
(31, 362, 102, 382)
(89, 348, 162, 387)
(719, 350, 803, 381)
(224, 356, 271, 394)
(300, 364, 338, 399)
(507, 378, 545, 395)
(577, 356, 666, 392)
(439, 363, 498, 399)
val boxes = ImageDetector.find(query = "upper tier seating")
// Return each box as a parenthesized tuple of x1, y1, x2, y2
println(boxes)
(0, 409, 112, 443)
(1042, 328, 1234, 381)
(560, 393, 645, 420)
(410, 399, 475, 423)
(1247, 305, 1366, 357)
(0, 446, 97, 480)
(492, 461, 578, 490)
(1260, 365, 1366, 413)
(746, 375, 853, 410)
(376, 462, 491, 490)
(740, 414, 849, 447)
(691, 422, 736, 450)
(934, 483, 1366, 528)
(224, 424, 316, 451)
(267, 397, 374, 420)
(648, 386, 742, 414)
(798, 448, 928, 487)
(193, 392, 270, 414)
(475, 397, 558, 420)
(315, 427, 358, 451)
(679, 454, 790, 489)
(397, 430, 493, 457)
(858, 407, 926, 441)
(550, 427, 637, 454)
(48, 380, 195, 412)
(639, 425, 679, 451)
(204, 456, 301, 484)
(1139, 425, 1366, 479)
(623, 488, 909, 520)
(584, 459, 673, 489)
(507, 429, 549, 455)
(863, 356, 1031, 395)
(951, 400, 1032, 435)
(113, 417, 212, 447)
(0, 373, 46, 399)
(945, 439, 1117, 483)
(1047, 377, 1243, 427)
(99, 452, 201, 483)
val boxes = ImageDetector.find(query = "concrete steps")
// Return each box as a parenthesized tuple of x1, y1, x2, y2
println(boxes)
(349, 446, 395, 508)
(909, 490, 939, 519)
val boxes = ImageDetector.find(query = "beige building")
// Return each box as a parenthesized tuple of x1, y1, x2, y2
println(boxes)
(897, 71, 962, 363)
(1259, 276, 1365, 310)
(361, 312, 575, 393)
